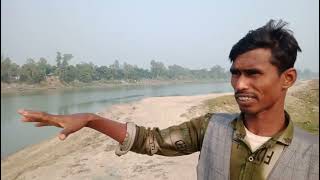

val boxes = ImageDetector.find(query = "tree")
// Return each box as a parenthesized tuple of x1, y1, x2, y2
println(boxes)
(168, 64, 189, 79)
(76, 63, 95, 83)
(38, 57, 54, 76)
(60, 65, 77, 83)
(56, 53, 75, 83)
(297, 68, 319, 80)
(110, 60, 124, 80)
(123, 62, 139, 80)
(90, 63, 100, 81)
(209, 65, 228, 80)
(62, 54, 73, 68)
(19, 58, 46, 83)
(1, 57, 20, 83)
(96, 65, 112, 80)
(150, 60, 167, 79)
(56, 52, 62, 69)
(135, 67, 152, 79)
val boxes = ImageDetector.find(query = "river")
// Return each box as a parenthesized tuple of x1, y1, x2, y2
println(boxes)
(1, 81, 233, 158)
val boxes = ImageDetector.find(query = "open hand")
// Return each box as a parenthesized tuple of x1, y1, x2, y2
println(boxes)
(18, 109, 96, 140)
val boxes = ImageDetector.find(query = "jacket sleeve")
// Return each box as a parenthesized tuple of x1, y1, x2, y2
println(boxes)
(130, 113, 212, 156)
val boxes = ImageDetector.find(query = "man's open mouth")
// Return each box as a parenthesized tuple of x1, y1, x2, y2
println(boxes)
(235, 94, 257, 105)
(237, 96, 255, 101)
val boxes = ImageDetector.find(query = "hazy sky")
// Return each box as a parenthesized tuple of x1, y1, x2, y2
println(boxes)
(1, 0, 319, 71)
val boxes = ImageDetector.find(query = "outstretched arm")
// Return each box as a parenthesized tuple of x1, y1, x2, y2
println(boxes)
(131, 113, 212, 156)
(19, 109, 212, 157)
(18, 109, 127, 143)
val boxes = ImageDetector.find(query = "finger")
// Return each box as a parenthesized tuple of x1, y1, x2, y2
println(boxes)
(17, 109, 25, 114)
(20, 111, 55, 124)
(17, 109, 38, 116)
(18, 109, 35, 114)
(18, 109, 29, 117)
(21, 116, 38, 122)
(21, 116, 28, 121)
(18, 110, 46, 119)
(58, 128, 73, 141)
(21, 115, 47, 123)
(26, 111, 48, 119)
(34, 122, 50, 127)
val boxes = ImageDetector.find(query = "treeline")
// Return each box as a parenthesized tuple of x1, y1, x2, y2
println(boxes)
(1, 52, 318, 84)
(296, 69, 320, 80)
(1, 52, 230, 84)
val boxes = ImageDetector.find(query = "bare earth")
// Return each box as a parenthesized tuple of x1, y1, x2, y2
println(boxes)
(1, 93, 232, 180)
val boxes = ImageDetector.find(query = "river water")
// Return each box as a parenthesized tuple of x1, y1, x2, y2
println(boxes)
(1, 82, 233, 158)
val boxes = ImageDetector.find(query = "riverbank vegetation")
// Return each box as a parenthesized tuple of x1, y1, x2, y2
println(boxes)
(1, 52, 318, 93)
(1, 52, 230, 84)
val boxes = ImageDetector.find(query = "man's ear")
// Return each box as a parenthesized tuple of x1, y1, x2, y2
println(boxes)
(281, 68, 297, 89)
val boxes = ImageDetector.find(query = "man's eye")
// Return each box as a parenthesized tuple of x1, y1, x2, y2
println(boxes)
(230, 70, 239, 75)
(246, 70, 261, 76)
(247, 72, 258, 75)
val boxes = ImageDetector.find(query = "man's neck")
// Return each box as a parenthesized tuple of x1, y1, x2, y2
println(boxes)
(243, 107, 287, 137)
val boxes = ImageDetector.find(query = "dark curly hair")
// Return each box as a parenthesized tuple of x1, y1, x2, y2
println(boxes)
(229, 19, 301, 74)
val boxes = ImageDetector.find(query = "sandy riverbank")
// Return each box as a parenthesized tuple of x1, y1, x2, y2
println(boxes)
(1, 92, 232, 180)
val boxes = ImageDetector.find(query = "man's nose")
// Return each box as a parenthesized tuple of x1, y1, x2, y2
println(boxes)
(233, 76, 249, 91)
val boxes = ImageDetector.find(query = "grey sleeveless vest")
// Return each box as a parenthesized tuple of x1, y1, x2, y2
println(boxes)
(196, 113, 319, 180)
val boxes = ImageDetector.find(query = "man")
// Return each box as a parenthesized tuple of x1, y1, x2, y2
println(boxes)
(19, 19, 318, 180)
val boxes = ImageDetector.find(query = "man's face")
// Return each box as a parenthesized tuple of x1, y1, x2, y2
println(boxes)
(230, 48, 285, 114)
